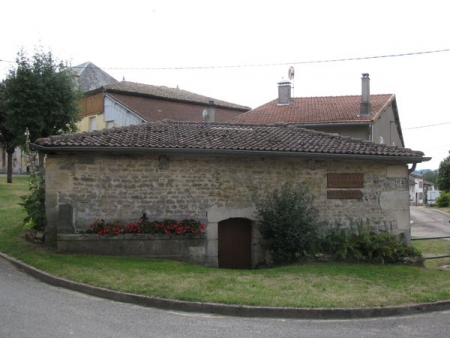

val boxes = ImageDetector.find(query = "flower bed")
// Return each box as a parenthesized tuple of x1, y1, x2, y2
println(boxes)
(58, 216, 208, 264)
(84, 217, 206, 236)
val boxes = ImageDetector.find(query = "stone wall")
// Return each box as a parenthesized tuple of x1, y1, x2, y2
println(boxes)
(57, 234, 206, 264)
(44, 152, 410, 266)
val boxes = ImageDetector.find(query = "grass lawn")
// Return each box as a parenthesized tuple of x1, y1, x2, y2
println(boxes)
(1, 176, 450, 308)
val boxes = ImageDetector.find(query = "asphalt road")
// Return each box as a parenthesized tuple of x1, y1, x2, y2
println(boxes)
(1, 257, 450, 338)
(410, 206, 450, 238)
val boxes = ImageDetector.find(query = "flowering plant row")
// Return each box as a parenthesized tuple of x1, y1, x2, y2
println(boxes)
(85, 218, 206, 236)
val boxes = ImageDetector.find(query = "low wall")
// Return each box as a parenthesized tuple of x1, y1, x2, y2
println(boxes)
(57, 234, 207, 265)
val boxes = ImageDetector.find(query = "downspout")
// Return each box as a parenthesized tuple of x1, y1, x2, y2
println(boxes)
(408, 163, 417, 174)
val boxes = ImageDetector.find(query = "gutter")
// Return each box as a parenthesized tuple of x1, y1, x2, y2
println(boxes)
(31, 144, 431, 164)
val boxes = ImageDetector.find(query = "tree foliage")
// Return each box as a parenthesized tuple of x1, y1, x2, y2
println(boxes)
(4, 48, 82, 143)
(437, 155, 450, 191)
(422, 170, 437, 185)
(0, 81, 20, 183)
(1, 48, 82, 182)
(436, 191, 450, 207)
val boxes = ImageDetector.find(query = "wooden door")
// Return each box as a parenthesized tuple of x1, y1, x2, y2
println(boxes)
(218, 218, 252, 269)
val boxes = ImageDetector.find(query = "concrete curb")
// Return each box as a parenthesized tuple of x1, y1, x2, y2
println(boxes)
(2, 251, 450, 320)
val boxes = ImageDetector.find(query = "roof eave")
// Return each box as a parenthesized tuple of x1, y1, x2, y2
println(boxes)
(31, 144, 430, 164)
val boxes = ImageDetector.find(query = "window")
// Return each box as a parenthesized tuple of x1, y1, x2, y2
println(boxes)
(89, 116, 96, 131)
(419, 181, 423, 188)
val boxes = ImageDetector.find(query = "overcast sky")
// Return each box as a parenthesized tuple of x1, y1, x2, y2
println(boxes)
(1, 0, 449, 171)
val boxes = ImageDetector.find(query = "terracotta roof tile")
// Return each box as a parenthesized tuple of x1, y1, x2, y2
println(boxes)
(34, 121, 427, 162)
(230, 94, 394, 124)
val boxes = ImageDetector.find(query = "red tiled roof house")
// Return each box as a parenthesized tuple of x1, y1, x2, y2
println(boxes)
(231, 74, 404, 147)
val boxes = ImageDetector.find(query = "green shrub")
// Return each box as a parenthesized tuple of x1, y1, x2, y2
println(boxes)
(321, 219, 423, 264)
(19, 129, 46, 231)
(436, 191, 450, 207)
(255, 183, 321, 263)
(20, 172, 46, 230)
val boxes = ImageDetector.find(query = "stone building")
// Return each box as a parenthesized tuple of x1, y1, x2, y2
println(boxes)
(32, 121, 430, 268)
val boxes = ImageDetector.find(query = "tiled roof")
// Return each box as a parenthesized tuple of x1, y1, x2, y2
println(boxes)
(107, 92, 243, 123)
(103, 81, 250, 111)
(72, 62, 118, 93)
(33, 121, 427, 162)
(230, 94, 394, 124)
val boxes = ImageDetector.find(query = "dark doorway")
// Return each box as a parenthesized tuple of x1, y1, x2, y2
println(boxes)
(218, 218, 252, 269)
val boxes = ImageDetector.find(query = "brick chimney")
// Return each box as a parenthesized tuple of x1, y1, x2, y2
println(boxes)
(360, 73, 371, 115)
(277, 79, 292, 105)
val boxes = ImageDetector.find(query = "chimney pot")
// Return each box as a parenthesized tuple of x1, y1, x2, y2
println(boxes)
(277, 79, 292, 105)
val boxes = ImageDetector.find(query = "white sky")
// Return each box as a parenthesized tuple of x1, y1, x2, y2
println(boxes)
(1, 0, 449, 171)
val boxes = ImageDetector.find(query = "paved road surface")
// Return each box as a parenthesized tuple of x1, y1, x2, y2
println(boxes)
(1, 258, 450, 338)
(410, 206, 450, 238)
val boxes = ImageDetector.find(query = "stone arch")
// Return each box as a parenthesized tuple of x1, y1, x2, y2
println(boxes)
(205, 207, 265, 268)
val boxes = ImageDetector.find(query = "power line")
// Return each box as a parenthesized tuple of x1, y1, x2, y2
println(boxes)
(404, 121, 450, 130)
(66, 48, 450, 71)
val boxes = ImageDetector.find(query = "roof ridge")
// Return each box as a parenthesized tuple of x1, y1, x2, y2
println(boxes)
(104, 81, 250, 110)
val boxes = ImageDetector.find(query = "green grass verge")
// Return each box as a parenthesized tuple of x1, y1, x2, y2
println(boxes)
(1, 176, 450, 308)
(413, 239, 450, 269)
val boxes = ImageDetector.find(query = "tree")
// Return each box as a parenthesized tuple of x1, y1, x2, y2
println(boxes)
(437, 155, 450, 191)
(422, 170, 437, 185)
(0, 81, 21, 183)
(2, 48, 82, 182)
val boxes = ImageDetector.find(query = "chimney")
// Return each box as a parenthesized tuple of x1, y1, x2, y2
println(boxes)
(202, 100, 216, 122)
(360, 73, 371, 115)
(277, 79, 292, 105)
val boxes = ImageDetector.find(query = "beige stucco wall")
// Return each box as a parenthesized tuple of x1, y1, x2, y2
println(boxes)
(44, 152, 410, 266)
(372, 103, 403, 147)
(77, 113, 108, 132)
(306, 125, 370, 141)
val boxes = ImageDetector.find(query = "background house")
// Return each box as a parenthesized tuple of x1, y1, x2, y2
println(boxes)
(33, 121, 429, 268)
(77, 81, 251, 132)
(72, 61, 118, 93)
(409, 173, 425, 205)
(409, 172, 440, 205)
(231, 74, 404, 147)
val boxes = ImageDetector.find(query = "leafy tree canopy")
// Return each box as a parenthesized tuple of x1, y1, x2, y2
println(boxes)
(3, 48, 82, 145)
(0, 80, 22, 183)
(437, 155, 450, 191)
(0, 81, 19, 151)
(422, 170, 438, 185)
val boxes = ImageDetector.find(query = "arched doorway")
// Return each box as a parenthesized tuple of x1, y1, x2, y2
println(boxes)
(218, 218, 252, 269)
